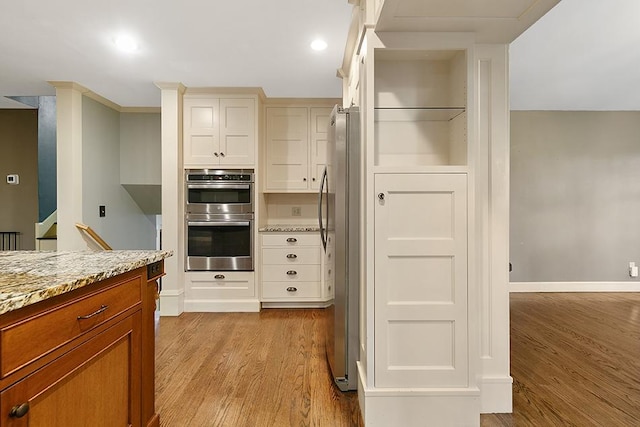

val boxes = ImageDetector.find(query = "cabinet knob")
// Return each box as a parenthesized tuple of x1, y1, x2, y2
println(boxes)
(303, 177, 307, 182)
(286, 287, 298, 292)
(220, 152, 225, 157)
(9, 403, 29, 418)
(312, 177, 316, 181)
(214, 152, 219, 157)
(286, 253, 297, 259)
(214, 274, 225, 279)
(286, 237, 297, 243)
(286, 270, 298, 276)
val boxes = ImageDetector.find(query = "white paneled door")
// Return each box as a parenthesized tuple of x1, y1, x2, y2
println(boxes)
(374, 173, 468, 388)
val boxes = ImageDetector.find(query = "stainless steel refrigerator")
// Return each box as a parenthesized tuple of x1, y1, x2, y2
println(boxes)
(318, 106, 359, 391)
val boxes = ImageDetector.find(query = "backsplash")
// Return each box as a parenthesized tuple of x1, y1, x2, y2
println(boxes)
(264, 193, 318, 225)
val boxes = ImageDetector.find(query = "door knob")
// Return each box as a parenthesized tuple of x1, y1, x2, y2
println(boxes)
(9, 403, 29, 418)
(378, 193, 385, 201)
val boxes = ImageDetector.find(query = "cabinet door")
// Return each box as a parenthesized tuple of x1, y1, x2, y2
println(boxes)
(219, 98, 255, 166)
(309, 107, 333, 191)
(184, 98, 221, 166)
(374, 173, 468, 388)
(0, 313, 141, 427)
(265, 107, 309, 191)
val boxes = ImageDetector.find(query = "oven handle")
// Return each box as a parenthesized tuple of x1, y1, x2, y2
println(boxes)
(187, 221, 251, 227)
(186, 183, 251, 190)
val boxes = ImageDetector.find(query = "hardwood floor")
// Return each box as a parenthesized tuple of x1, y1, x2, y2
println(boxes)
(482, 292, 640, 427)
(155, 309, 363, 427)
(156, 293, 640, 426)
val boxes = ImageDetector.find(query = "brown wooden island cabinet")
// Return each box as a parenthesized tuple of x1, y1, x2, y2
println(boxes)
(0, 252, 168, 427)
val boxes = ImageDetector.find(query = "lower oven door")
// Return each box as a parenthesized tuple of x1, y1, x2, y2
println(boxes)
(186, 214, 254, 271)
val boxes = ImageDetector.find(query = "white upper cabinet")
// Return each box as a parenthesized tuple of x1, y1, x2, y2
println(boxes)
(264, 104, 334, 192)
(184, 97, 256, 167)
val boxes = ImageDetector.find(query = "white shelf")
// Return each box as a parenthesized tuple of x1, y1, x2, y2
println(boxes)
(375, 107, 465, 122)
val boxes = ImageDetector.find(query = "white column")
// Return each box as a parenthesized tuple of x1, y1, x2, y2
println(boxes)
(50, 81, 88, 250)
(474, 45, 512, 413)
(156, 83, 186, 316)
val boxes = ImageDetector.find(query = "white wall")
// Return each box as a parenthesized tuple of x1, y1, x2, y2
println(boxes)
(82, 97, 156, 249)
(120, 112, 161, 185)
(510, 111, 640, 283)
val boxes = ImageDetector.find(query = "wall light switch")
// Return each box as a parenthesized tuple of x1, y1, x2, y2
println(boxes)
(6, 174, 19, 185)
(99, 205, 106, 217)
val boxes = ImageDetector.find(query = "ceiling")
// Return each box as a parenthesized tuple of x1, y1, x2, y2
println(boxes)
(1, 0, 638, 111)
(0, 0, 353, 109)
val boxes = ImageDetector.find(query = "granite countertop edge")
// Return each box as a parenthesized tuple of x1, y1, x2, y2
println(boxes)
(0, 250, 173, 316)
(259, 225, 320, 232)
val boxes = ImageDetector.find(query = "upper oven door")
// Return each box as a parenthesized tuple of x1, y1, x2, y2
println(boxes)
(186, 182, 253, 214)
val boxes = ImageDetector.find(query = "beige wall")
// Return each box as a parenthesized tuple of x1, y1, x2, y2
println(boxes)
(0, 109, 38, 250)
(510, 111, 640, 282)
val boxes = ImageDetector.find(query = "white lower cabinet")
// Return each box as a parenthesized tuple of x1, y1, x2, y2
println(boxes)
(184, 271, 259, 312)
(260, 232, 329, 307)
(374, 173, 468, 388)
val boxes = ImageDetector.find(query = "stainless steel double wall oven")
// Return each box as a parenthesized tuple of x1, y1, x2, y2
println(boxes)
(185, 169, 254, 271)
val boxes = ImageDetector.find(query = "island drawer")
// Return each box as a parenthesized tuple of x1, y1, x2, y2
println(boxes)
(0, 275, 142, 378)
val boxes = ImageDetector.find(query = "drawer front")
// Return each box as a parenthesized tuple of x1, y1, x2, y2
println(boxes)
(186, 271, 255, 299)
(1, 276, 142, 378)
(262, 247, 320, 265)
(262, 282, 322, 299)
(261, 265, 320, 282)
(261, 234, 319, 247)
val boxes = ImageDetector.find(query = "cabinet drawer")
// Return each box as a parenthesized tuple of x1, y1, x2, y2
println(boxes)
(0, 276, 142, 378)
(262, 282, 322, 299)
(262, 247, 320, 265)
(262, 234, 319, 247)
(262, 265, 320, 282)
(186, 271, 255, 299)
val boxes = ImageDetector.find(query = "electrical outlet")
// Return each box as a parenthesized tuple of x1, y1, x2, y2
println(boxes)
(630, 262, 638, 278)
(291, 206, 302, 217)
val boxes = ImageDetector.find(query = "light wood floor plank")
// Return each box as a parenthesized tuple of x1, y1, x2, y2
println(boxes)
(157, 293, 640, 426)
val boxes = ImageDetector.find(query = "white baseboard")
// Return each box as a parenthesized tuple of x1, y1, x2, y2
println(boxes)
(183, 299, 261, 312)
(357, 362, 481, 426)
(510, 281, 640, 293)
(479, 376, 513, 413)
(158, 289, 184, 316)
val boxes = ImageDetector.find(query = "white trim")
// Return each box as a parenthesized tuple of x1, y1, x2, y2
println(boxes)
(510, 282, 640, 293)
(184, 299, 261, 312)
(357, 363, 481, 427)
(479, 376, 513, 413)
(159, 289, 184, 316)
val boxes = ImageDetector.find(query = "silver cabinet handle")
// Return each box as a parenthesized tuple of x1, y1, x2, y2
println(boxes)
(286, 237, 297, 243)
(214, 274, 225, 279)
(77, 305, 108, 320)
(286, 270, 297, 276)
(378, 193, 385, 201)
(286, 254, 297, 259)
(286, 287, 298, 292)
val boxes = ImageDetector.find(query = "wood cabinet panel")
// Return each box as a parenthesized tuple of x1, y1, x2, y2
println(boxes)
(0, 313, 141, 427)
(0, 276, 141, 379)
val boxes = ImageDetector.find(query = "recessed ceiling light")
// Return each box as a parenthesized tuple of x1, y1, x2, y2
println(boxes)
(114, 35, 139, 53)
(311, 39, 328, 51)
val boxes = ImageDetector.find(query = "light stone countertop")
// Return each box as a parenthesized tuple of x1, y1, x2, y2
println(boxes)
(258, 225, 320, 232)
(0, 250, 172, 315)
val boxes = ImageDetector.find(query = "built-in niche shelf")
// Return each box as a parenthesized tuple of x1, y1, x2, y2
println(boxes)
(374, 49, 468, 167)
(374, 107, 465, 122)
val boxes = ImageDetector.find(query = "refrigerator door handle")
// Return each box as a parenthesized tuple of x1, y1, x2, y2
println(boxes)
(318, 166, 328, 251)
